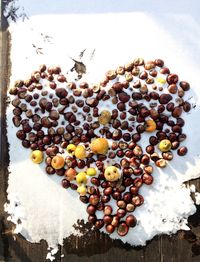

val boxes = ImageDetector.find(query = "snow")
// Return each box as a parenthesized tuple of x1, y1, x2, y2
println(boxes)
(4, 0, 200, 260)
(195, 193, 200, 205)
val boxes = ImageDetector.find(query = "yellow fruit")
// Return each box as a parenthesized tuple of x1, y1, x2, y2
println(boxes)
(86, 167, 97, 176)
(156, 77, 166, 84)
(90, 138, 109, 155)
(76, 172, 87, 184)
(104, 166, 121, 182)
(145, 119, 157, 132)
(30, 150, 43, 164)
(158, 139, 172, 152)
(51, 155, 65, 169)
(64, 168, 77, 181)
(77, 185, 87, 196)
(66, 144, 76, 155)
(74, 145, 87, 160)
(98, 110, 111, 125)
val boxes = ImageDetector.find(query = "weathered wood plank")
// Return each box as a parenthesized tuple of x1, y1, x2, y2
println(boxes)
(61, 226, 145, 262)
(0, 0, 10, 260)
(143, 236, 161, 262)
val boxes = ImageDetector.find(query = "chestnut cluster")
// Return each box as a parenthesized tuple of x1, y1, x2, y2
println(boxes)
(10, 58, 191, 236)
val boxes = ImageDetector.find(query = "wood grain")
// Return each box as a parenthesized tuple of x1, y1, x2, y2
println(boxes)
(1, 3, 200, 261)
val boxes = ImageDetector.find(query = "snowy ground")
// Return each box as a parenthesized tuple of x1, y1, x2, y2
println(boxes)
(4, 0, 200, 260)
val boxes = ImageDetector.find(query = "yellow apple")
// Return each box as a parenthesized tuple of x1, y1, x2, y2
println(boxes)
(51, 155, 65, 169)
(104, 166, 121, 182)
(30, 150, 43, 164)
(86, 167, 97, 176)
(159, 139, 172, 152)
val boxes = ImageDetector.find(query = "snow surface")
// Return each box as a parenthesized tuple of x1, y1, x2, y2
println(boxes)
(4, 0, 200, 260)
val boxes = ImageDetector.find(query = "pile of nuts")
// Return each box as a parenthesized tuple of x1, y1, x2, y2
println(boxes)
(10, 58, 191, 237)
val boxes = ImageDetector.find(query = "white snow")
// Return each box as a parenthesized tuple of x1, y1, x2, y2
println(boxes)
(4, 0, 200, 260)
(194, 193, 200, 205)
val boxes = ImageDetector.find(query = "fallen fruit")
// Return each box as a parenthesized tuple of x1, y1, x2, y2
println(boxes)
(145, 119, 157, 132)
(98, 110, 111, 125)
(76, 172, 87, 184)
(74, 145, 87, 160)
(117, 222, 129, 236)
(66, 144, 76, 154)
(90, 138, 109, 155)
(64, 168, 77, 181)
(126, 215, 137, 227)
(156, 77, 166, 84)
(104, 166, 121, 182)
(30, 150, 43, 164)
(86, 167, 97, 176)
(77, 184, 87, 196)
(159, 139, 172, 152)
(51, 155, 65, 169)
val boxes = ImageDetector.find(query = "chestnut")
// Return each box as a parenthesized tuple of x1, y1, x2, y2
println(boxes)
(132, 195, 144, 206)
(162, 151, 173, 161)
(104, 187, 113, 196)
(111, 216, 120, 227)
(112, 191, 121, 200)
(117, 200, 126, 209)
(142, 173, 153, 185)
(87, 205, 96, 215)
(80, 196, 89, 204)
(88, 215, 97, 225)
(103, 215, 112, 225)
(95, 219, 104, 229)
(123, 192, 132, 203)
(146, 145, 155, 154)
(106, 224, 115, 234)
(62, 179, 70, 188)
(177, 146, 188, 156)
(117, 208, 126, 218)
(156, 158, 167, 168)
(117, 222, 129, 237)
(104, 205, 113, 215)
(126, 203, 135, 212)
(129, 186, 139, 196)
(144, 165, 153, 174)
(133, 178, 143, 188)
(101, 195, 110, 203)
(16, 130, 26, 140)
(126, 215, 137, 227)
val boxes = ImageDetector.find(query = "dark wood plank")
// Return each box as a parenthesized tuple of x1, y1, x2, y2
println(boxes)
(61, 223, 145, 262)
(0, 1, 10, 260)
(143, 236, 161, 262)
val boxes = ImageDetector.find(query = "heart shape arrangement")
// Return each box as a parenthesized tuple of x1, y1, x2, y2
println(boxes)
(9, 58, 192, 237)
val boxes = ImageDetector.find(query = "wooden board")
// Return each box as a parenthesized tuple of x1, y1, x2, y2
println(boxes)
(1, 3, 200, 261)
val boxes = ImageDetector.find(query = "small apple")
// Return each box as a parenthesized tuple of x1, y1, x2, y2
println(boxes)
(98, 110, 111, 125)
(66, 144, 76, 155)
(51, 155, 65, 169)
(74, 145, 87, 160)
(86, 167, 97, 176)
(104, 166, 121, 182)
(65, 168, 77, 181)
(90, 138, 109, 155)
(77, 184, 87, 196)
(159, 139, 172, 152)
(31, 150, 43, 164)
(145, 119, 157, 132)
(76, 172, 87, 185)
